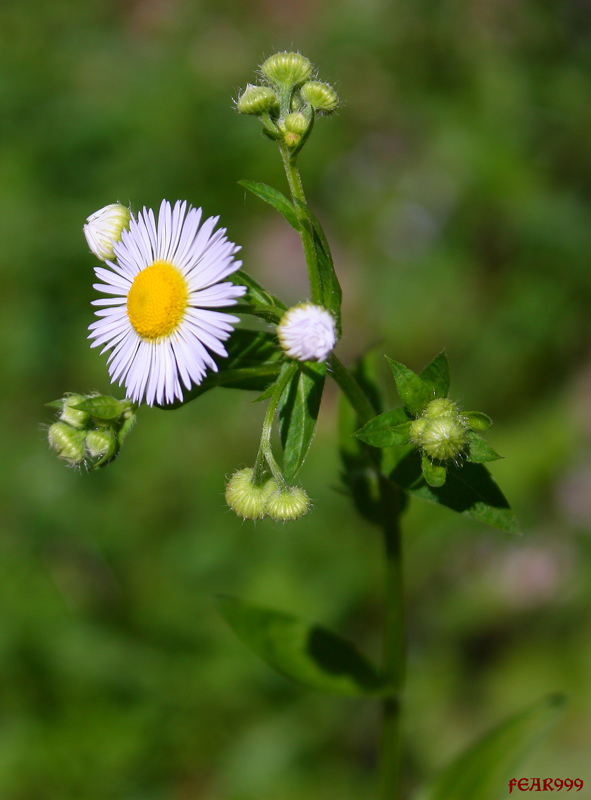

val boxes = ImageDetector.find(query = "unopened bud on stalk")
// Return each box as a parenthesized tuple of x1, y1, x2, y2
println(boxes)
(265, 486, 310, 522)
(225, 468, 278, 520)
(410, 399, 468, 462)
(236, 84, 278, 115)
(260, 52, 313, 88)
(277, 303, 337, 362)
(300, 81, 339, 113)
(48, 422, 87, 465)
(83, 203, 131, 261)
(85, 428, 117, 460)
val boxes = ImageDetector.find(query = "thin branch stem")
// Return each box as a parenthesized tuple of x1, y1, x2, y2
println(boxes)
(253, 361, 298, 487)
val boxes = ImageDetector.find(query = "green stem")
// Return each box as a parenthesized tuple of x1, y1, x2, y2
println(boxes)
(279, 146, 323, 304)
(379, 475, 405, 800)
(328, 352, 406, 798)
(253, 361, 298, 486)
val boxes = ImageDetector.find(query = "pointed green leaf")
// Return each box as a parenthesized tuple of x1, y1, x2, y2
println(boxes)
(294, 198, 342, 331)
(216, 595, 388, 696)
(386, 358, 433, 415)
(386, 450, 520, 533)
(419, 351, 450, 399)
(467, 432, 503, 463)
(230, 269, 286, 319)
(464, 411, 493, 432)
(279, 361, 326, 481)
(239, 179, 299, 230)
(73, 396, 129, 421)
(421, 454, 447, 487)
(45, 400, 64, 410)
(355, 408, 412, 448)
(413, 694, 566, 800)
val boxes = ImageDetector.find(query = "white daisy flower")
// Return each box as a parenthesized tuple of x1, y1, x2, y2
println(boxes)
(84, 203, 131, 261)
(89, 200, 246, 406)
(277, 302, 337, 362)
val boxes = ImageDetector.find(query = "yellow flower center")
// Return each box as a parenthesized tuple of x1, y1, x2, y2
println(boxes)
(127, 260, 189, 340)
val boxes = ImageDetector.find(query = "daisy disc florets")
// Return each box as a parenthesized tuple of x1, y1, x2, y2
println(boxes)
(88, 200, 246, 406)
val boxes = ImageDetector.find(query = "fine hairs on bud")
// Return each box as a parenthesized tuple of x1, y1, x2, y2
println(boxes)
(265, 486, 310, 522)
(300, 81, 339, 113)
(236, 84, 278, 115)
(225, 468, 278, 520)
(260, 52, 313, 88)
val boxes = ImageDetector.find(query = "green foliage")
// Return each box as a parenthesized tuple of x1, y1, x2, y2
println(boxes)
(386, 357, 435, 416)
(414, 694, 566, 800)
(216, 595, 387, 696)
(238, 179, 299, 231)
(278, 361, 326, 481)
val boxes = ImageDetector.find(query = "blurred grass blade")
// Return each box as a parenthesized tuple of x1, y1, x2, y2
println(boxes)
(413, 694, 566, 800)
(216, 595, 389, 696)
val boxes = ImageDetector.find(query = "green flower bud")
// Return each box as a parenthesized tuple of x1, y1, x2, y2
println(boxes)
(225, 468, 278, 520)
(59, 393, 91, 430)
(419, 417, 468, 461)
(265, 486, 310, 522)
(423, 398, 459, 419)
(284, 112, 309, 135)
(300, 80, 339, 113)
(83, 203, 131, 261)
(409, 417, 427, 446)
(260, 52, 313, 88)
(85, 428, 117, 460)
(48, 422, 87, 465)
(236, 84, 278, 115)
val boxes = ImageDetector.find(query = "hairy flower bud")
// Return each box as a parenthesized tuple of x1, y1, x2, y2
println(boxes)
(412, 416, 468, 461)
(265, 486, 310, 522)
(83, 203, 131, 261)
(423, 398, 459, 420)
(85, 428, 117, 460)
(237, 84, 278, 115)
(225, 468, 278, 520)
(59, 393, 91, 430)
(48, 422, 87, 465)
(277, 303, 337, 362)
(300, 81, 339, 113)
(260, 52, 312, 88)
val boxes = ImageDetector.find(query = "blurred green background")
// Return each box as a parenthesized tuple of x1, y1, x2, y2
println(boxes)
(2, 0, 591, 797)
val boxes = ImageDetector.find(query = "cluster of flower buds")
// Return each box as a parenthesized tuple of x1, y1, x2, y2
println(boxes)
(236, 52, 339, 152)
(47, 393, 136, 469)
(409, 398, 500, 487)
(225, 467, 310, 522)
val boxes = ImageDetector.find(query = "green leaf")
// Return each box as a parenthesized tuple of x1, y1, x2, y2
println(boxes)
(419, 350, 450, 399)
(466, 432, 503, 463)
(355, 408, 412, 448)
(279, 361, 326, 482)
(386, 358, 433, 415)
(464, 411, 493, 432)
(239, 179, 299, 231)
(230, 269, 286, 321)
(45, 399, 64, 410)
(421, 454, 447, 487)
(294, 198, 342, 331)
(413, 694, 566, 800)
(216, 595, 388, 696)
(386, 450, 520, 533)
(73, 396, 129, 421)
(159, 329, 282, 408)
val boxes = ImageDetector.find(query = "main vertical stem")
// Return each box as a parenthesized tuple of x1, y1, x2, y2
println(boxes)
(379, 476, 405, 800)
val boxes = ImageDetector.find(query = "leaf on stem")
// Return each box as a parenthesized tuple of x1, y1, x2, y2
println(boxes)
(239, 179, 299, 230)
(419, 350, 450, 399)
(355, 407, 412, 448)
(216, 595, 388, 696)
(279, 361, 326, 482)
(384, 449, 520, 533)
(413, 694, 566, 800)
(386, 358, 433, 416)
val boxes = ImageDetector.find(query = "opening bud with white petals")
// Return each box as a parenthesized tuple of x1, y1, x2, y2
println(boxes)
(277, 303, 337, 363)
(84, 203, 131, 261)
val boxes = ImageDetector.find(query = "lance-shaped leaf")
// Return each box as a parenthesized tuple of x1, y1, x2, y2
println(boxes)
(419, 350, 450, 399)
(464, 411, 493, 432)
(239, 179, 299, 231)
(216, 595, 388, 696)
(355, 407, 412, 448)
(294, 198, 342, 332)
(466, 432, 503, 464)
(384, 449, 519, 533)
(279, 361, 326, 482)
(413, 694, 566, 800)
(421, 454, 447, 487)
(159, 329, 283, 408)
(386, 358, 433, 416)
(72, 395, 131, 421)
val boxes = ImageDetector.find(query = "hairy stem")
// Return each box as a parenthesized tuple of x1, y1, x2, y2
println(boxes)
(253, 361, 298, 486)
